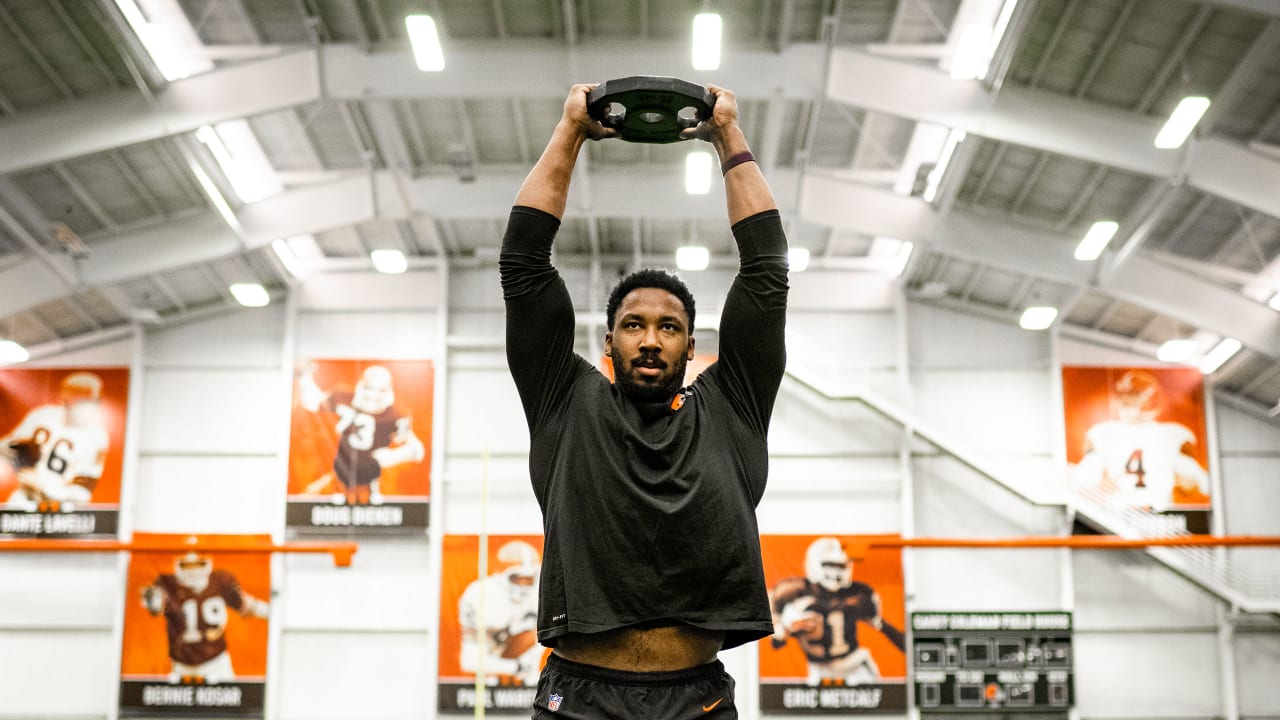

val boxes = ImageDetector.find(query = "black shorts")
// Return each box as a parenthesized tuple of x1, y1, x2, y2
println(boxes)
(531, 653, 737, 719)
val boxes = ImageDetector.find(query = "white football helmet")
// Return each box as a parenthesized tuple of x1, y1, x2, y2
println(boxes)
(497, 541, 540, 603)
(352, 366, 395, 415)
(1114, 369, 1165, 422)
(175, 551, 213, 592)
(61, 372, 103, 403)
(805, 537, 852, 592)
(61, 372, 104, 428)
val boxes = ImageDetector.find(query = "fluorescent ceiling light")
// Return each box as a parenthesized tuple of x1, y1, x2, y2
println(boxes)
(692, 13, 722, 71)
(788, 248, 810, 272)
(1269, 292, 1280, 311)
(113, 0, 212, 81)
(286, 234, 323, 259)
(1155, 96, 1211, 149)
(229, 283, 270, 308)
(868, 236, 903, 258)
(950, 23, 992, 79)
(1157, 339, 1196, 363)
(991, 0, 1020, 48)
(0, 339, 29, 364)
(676, 246, 710, 271)
(1074, 220, 1119, 261)
(196, 122, 282, 203)
(405, 15, 445, 71)
(270, 239, 305, 277)
(944, 0, 1017, 81)
(870, 236, 914, 276)
(371, 249, 408, 274)
(1199, 337, 1241, 374)
(1018, 305, 1057, 331)
(922, 129, 966, 202)
(188, 160, 242, 234)
(685, 151, 713, 195)
(892, 241, 915, 277)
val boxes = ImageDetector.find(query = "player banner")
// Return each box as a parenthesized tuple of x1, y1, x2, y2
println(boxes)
(438, 534, 549, 714)
(0, 367, 129, 537)
(1062, 366, 1211, 530)
(286, 359, 434, 534)
(119, 534, 271, 718)
(911, 611, 1074, 712)
(759, 535, 907, 714)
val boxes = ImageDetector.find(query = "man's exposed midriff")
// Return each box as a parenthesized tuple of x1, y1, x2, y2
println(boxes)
(553, 624, 724, 672)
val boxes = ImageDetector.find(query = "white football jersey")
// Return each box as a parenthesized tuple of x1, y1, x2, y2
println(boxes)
(458, 570, 540, 643)
(1078, 420, 1203, 508)
(5, 405, 109, 500)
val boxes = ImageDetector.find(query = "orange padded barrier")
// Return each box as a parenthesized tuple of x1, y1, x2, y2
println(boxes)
(0, 538, 358, 567)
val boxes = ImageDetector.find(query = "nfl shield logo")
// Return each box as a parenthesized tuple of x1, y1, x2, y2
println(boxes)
(548, 693, 563, 712)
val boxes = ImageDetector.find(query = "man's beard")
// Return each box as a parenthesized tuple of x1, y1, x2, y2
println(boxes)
(611, 347, 689, 402)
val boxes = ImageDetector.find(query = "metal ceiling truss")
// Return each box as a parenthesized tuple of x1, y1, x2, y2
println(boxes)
(0, 1, 1277, 412)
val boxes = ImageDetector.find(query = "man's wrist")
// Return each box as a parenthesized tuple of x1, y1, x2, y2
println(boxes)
(721, 151, 755, 176)
(709, 122, 749, 159)
(555, 118, 591, 143)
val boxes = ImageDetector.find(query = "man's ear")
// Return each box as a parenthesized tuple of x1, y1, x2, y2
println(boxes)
(687, 335, 696, 360)
(604, 332, 613, 355)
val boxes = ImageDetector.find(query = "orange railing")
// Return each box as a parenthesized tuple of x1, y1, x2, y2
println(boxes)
(0, 538, 358, 566)
(819, 535, 1280, 559)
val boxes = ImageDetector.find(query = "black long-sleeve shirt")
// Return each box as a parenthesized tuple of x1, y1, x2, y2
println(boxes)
(500, 205, 788, 650)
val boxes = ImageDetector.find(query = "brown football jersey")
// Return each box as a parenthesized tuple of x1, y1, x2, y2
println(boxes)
(772, 576, 879, 662)
(325, 392, 409, 486)
(154, 570, 250, 666)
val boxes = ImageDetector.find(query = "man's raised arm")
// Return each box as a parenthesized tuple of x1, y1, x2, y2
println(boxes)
(685, 86, 789, 436)
(514, 83, 618, 218)
(682, 85, 778, 223)
(500, 85, 616, 427)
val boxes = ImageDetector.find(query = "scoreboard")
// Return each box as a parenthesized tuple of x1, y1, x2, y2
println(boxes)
(911, 612, 1073, 713)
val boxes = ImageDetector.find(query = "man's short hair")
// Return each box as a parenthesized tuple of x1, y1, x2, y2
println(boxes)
(605, 268, 696, 332)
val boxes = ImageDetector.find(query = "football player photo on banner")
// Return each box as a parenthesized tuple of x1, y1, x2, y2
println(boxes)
(286, 359, 433, 534)
(438, 534, 549, 714)
(0, 367, 129, 537)
(119, 534, 271, 718)
(759, 535, 908, 714)
(1062, 366, 1211, 530)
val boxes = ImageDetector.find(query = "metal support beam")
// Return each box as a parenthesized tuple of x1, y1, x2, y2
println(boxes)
(3, 167, 1279, 362)
(1203, 0, 1280, 19)
(1133, 6, 1213, 113)
(824, 48, 1280, 220)
(1101, 181, 1181, 283)
(2, 41, 1277, 227)
(1008, 152, 1050, 214)
(1073, 0, 1136, 97)
(1055, 164, 1110, 231)
(52, 163, 119, 233)
(0, 1, 75, 99)
(1201, 20, 1280, 133)
(0, 43, 822, 176)
(1161, 193, 1215, 252)
(1028, 0, 1079, 89)
(1208, 211, 1263, 265)
(49, 0, 120, 88)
